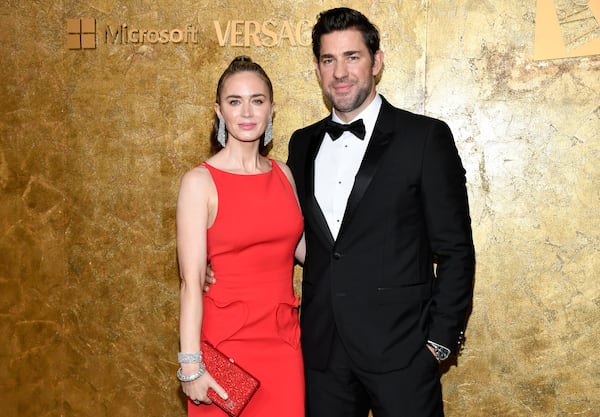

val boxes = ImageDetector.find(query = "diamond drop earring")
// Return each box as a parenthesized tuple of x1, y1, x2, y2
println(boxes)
(217, 116, 226, 147)
(263, 117, 273, 146)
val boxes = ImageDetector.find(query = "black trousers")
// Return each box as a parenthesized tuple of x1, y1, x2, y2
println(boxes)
(305, 331, 444, 417)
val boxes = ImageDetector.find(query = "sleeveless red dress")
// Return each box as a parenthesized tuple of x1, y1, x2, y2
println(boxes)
(189, 160, 304, 417)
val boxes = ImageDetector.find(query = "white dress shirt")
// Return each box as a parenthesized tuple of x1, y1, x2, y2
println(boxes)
(315, 94, 382, 240)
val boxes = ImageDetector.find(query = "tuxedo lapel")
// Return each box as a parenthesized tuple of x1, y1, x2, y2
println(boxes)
(304, 123, 335, 247)
(336, 106, 394, 243)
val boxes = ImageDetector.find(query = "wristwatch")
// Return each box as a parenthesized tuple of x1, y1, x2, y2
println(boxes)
(427, 340, 451, 361)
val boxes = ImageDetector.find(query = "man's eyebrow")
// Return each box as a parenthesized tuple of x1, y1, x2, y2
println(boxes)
(320, 50, 362, 59)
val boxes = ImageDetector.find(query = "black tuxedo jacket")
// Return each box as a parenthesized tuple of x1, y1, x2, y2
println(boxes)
(287, 96, 475, 372)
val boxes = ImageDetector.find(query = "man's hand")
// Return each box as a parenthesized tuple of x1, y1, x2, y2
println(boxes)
(204, 263, 216, 292)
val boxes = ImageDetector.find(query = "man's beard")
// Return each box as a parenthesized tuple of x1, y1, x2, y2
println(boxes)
(326, 78, 373, 114)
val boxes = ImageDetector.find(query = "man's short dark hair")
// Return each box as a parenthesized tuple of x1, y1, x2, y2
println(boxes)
(311, 7, 381, 62)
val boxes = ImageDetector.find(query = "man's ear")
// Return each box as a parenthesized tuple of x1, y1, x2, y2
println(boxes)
(372, 50, 384, 77)
(314, 60, 322, 82)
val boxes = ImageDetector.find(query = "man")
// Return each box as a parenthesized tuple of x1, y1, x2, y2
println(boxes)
(286, 7, 475, 417)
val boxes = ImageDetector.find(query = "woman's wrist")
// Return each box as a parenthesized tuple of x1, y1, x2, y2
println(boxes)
(177, 362, 206, 382)
(180, 362, 202, 372)
(178, 351, 202, 364)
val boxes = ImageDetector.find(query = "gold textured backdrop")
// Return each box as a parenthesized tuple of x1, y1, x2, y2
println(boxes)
(1, 1, 598, 416)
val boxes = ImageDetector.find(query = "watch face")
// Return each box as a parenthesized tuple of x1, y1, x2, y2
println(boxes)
(428, 342, 451, 361)
(436, 349, 450, 360)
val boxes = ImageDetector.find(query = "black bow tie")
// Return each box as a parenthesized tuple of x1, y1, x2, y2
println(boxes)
(325, 119, 366, 140)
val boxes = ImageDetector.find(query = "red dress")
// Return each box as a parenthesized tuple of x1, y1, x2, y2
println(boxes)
(189, 160, 304, 417)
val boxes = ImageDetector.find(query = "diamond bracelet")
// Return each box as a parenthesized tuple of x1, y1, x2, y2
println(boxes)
(178, 351, 202, 364)
(176, 362, 206, 382)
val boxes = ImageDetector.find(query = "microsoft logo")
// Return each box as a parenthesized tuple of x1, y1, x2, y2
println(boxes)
(66, 18, 96, 50)
(65, 17, 311, 50)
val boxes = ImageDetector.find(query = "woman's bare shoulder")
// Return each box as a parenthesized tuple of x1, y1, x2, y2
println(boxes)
(179, 164, 215, 194)
(273, 159, 295, 182)
(272, 159, 292, 174)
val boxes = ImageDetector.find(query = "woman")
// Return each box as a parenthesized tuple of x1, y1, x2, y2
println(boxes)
(176, 56, 305, 416)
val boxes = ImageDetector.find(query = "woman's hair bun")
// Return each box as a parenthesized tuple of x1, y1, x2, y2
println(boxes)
(233, 55, 252, 63)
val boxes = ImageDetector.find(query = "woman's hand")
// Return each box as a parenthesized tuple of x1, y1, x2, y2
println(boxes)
(181, 369, 228, 405)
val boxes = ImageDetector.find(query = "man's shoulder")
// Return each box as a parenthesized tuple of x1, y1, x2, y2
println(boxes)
(292, 116, 328, 137)
(288, 117, 328, 156)
(380, 96, 445, 126)
(375, 99, 454, 148)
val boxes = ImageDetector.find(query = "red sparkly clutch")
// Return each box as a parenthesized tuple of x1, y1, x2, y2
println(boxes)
(201, 341, 261, 417)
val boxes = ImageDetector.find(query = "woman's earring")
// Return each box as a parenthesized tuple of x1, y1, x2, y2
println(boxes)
(217, 116, 226, 147)
(263, 117, 273, 146)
